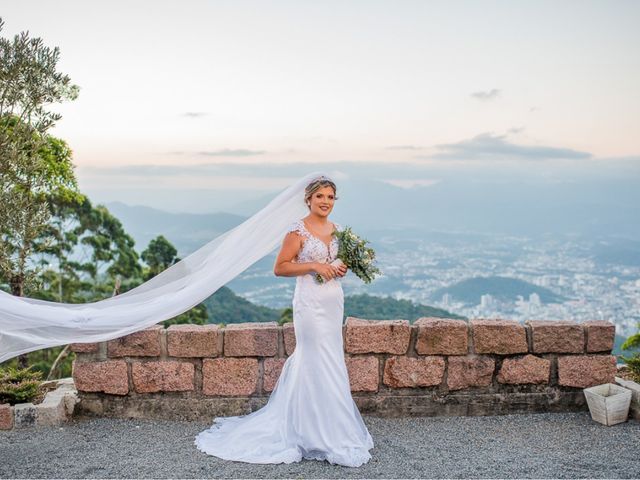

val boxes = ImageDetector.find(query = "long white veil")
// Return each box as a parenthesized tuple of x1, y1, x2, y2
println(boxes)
(0, 170, 331, 363)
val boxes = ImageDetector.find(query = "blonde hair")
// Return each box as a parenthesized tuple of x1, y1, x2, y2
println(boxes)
(304, 176, 338, 209)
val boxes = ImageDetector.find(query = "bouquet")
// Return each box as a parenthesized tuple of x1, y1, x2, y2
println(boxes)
(315, 226, 382, 284)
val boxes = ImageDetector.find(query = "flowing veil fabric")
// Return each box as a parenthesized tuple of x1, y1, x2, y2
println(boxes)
(0, 171, 332, 363)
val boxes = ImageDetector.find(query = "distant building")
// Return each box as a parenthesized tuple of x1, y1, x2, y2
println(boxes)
(529, 292, 541, 306)
(441, 293, 451, 307)
(480, 294, 495, 310)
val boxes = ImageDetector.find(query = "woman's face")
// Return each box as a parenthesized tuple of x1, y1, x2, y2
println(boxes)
(308, 186, 336, 218)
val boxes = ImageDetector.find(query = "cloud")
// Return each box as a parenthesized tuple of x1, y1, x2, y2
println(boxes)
(79, 162, 342, 178)
(182, 112, 208, 118)
(385, 145, 424, 151)
(198, 149, 266, 157)
(471, 88, 501, 101)
(418, 132, 592, 161)
(380, 178, 442, 189)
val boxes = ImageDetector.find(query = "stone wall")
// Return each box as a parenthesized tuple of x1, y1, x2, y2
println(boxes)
(70, 317, 618, 421)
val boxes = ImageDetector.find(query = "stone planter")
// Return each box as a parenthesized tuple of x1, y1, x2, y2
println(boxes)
(615, 371, 640, 422)
(0, 377, 79, 430)
(583, 383, 632, 426)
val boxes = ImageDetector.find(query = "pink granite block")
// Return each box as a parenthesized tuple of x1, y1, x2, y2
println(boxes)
(202, 357, 259, 396)
(0, 404, 13, 430)
(497, 354, 551, 384)
(72, 359, 129, 395)
(107, 325, 162, 357)
(283, 322, 296, 355)
(415, 317, 468, 355)
(557, 355, 617, 388)
(447, 356, 495, 391)
(344, 317, 411, 354)
(584, 320, 616, 353)
(383, 355, 445, 388)
(471, 318, 528, 354)
(223, 322, 278, 357)
(527, 320, 584, 353)
(69, 342, 99, 353)
(346, 355, 379, 392)
(263, 358, 286, 392)
(167, 324, 220, 357)
(131, 360, 195, 393)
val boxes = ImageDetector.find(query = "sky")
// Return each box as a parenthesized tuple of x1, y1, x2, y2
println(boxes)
(1, 0, 639, 208)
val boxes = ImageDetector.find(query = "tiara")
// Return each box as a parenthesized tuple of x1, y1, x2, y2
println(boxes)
(313, 175, 332, 182)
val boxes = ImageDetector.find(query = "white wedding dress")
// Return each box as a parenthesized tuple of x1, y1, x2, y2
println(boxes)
(194, 219, 374, 467)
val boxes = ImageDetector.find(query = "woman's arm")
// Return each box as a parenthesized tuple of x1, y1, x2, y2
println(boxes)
(273, 232, 318, 277)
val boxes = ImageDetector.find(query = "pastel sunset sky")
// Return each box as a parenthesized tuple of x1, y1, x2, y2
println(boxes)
(2, 0, 638, 209)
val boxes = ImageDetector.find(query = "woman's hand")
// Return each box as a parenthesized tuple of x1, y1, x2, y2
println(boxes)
(314, 262, 344, 281)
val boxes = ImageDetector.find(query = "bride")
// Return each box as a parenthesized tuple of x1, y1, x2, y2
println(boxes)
(193, 175, 375, 467)
(0, 171, 374, 466)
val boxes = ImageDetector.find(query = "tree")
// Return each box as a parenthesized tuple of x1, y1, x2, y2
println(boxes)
(74, 199, 142, 296)
(278, 306, 293, 326)
(0, 17, 80, 299)
(620, 322, 640, 382)
(141, 235, 178, 280)
(31, 195, 143, 302)
(139, 234, 208, 327)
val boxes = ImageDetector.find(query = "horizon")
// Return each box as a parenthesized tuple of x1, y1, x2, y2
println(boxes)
(1, 0, 639, 211)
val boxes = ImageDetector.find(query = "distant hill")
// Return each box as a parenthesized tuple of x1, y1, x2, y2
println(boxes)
(105, 201, 246, 255)
(87, 172, 640, 246)
(431, 275, 567, 306)
(345, 293, 466, 323)
(203, 288, 463, 325)
(204, 286, 281, 324)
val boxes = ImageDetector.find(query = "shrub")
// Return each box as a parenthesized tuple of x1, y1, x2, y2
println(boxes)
(620, 322, 640, 382)
(0, 365, 43, 405)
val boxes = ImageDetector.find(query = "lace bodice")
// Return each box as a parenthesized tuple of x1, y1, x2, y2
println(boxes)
(287, 219, 342, 264)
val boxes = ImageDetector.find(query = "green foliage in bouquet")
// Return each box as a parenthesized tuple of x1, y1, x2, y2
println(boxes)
(315, 226, 381, 284)
(0, 365, 43, 405)
(620, 321, 640, 382)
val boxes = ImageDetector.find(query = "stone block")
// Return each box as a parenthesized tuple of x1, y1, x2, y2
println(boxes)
(584, 320, 615, 353)
(131, 361, 195, 393)
(471, 318, 528, 354)
(69, 342, 99, 353)
(527, 320, 584, 353)
(615, 375, 640, 421)
(263, 358, 286, 392)
(383, 356, 445, 388)
(107, 325, 162, 357)
(0, 403, 13, 430)
(346, 355, 379, 392)
(202, 357, 259, 396)
(497, 354, 551, 384)
(415, 317, 468, 355)
(36, 389, 68, 427)
(283, 322, 296, 355)
(72, 359, 129, 395)
(557, 354, 617, 388)
(167, 324, 220, 357)
(447, 356, 495, 391)
(344, 317, 411, 354)
(223, 322, 278, 357)
(13, 403, 36, 429)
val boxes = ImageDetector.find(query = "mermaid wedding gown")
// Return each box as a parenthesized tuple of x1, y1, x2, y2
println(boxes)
(194, 219, 374, 467)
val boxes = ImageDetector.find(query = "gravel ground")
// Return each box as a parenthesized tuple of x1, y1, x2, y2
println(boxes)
(1, 412, 639, 479)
